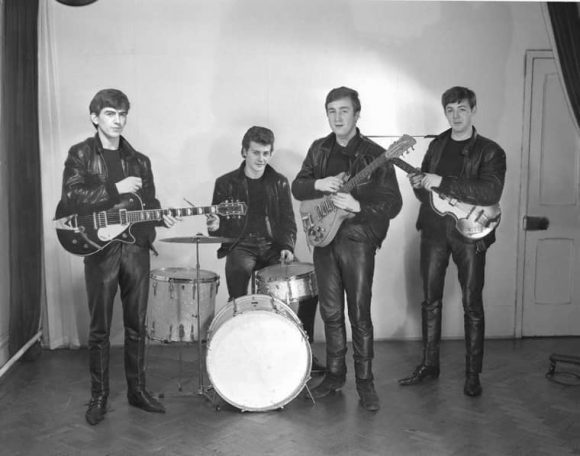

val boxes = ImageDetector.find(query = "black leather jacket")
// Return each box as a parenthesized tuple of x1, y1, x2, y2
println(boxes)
(61, 134, 160, 247)
(414, 127, 506, 248)
(211, 162, 297, 259)
(292, 130, 402, 248)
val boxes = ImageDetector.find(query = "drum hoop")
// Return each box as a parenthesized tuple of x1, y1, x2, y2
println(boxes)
(255, 263, 315, 283)
(206, 307, 311, 412)
(150, 268, 219, 284)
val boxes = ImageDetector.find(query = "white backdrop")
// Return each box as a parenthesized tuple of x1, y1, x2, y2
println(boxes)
(38, 0, 550, 348)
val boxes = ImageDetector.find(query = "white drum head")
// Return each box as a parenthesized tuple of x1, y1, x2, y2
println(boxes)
(206, 307, 310, 412)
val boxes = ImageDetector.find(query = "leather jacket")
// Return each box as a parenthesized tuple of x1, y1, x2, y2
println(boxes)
(211, 162, 297, 259)
(61, 134, 160, 247)
(292, 130, 402, 248)
(414, 127, 506, 248)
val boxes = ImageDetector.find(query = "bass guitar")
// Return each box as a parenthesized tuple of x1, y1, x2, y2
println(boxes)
(54, 193, 247, 256)
(299, 134, 417, 248)
(390, 157, 501, 240)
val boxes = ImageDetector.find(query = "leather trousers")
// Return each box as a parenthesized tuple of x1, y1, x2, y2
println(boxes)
(84, 243, 150, 397)
(314, 233, 376, 381)
(420, 232, 486, 373)
(224, 238, 279, 299)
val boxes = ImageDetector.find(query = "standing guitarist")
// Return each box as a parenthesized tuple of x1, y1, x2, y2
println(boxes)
(398, 86, 506, 397)
(292, 87, 402, 411)
(60, 89, 178, 425)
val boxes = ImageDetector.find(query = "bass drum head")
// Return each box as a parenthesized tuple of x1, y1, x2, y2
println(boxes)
(206, 296, 311, 412)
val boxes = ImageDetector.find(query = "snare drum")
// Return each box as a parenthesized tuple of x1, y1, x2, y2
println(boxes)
(255, 262, 317, 312)
(206, 294, 311, 412)
(147, 268, 219, 342)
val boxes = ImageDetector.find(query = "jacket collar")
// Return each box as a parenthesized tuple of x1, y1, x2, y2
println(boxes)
(94, 133, 135, 158)
(321, 128, 363, 157)
(234, 161, 275, 179)
(437, 127, 479, 156)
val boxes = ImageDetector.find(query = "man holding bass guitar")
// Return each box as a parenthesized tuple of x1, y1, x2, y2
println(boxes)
(398, 86, 506, 397)
(292, 87, 402, 411)
(60, 89, 179, 425)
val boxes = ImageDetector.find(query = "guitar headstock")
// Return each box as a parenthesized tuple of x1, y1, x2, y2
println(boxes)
(216, 201, 247, 217)
(384, 134, 417, 160)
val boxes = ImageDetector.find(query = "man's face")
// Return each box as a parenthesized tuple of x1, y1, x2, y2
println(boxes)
(326, 97, 359, 143)
(444, 99, 476, 138)
(91, 107, 128, 141)
(244, 141, 273, 177)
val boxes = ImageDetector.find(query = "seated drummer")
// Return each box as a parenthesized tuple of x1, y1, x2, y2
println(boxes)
(207, 126, 324, 374)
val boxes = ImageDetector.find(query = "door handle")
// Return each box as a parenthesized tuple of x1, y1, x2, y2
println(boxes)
(523, 215, 549, 231)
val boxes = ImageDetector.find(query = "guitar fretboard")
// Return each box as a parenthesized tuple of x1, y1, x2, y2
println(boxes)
(86, 206, 218, 229)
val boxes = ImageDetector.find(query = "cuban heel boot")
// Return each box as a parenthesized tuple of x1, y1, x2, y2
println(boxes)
(311, 356, 346, 399)
(399, 304, 441, 386)
(355, 360, 379, 412)
(126, 336, 166, 413)
(85, 395, 108, 425)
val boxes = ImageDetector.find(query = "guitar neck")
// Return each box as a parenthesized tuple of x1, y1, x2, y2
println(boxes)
(126, 206, 215, 223)
(340, 153, 391, 193)
(390, 157, 420, 175)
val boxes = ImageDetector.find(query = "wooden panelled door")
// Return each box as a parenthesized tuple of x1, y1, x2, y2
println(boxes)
(520, 50, 580, 336)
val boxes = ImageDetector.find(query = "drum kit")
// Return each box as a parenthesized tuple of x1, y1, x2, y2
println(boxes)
(148, 234, 317, 412)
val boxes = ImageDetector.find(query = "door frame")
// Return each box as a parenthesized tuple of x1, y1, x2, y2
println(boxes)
(515, 49, 554, 338)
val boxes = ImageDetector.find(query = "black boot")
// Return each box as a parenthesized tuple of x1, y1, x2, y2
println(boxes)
(85, 395, 107, 425)
(464, 373, 482, 397)
(356, 380, 380, 411)
(398, 364, 440, 386)
(311, 356, 346, 399)
(355, 360, 379, 411)
(127, 389, 166, 413)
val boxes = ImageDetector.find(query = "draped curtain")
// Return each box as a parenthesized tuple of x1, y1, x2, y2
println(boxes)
(545, 2, 580, 130)
(3, 0, 43, 356)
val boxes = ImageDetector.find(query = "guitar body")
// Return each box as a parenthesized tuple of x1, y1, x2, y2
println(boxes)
(429, 192, 501, 240)
(299, 197, 354, 248)
(54, 193, 144, 256)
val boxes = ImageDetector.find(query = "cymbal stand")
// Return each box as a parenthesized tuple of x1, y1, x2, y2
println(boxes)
(193, 236, 216, 404)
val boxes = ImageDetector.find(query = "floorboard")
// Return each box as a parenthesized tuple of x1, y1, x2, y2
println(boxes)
(1, 338, 580, 456)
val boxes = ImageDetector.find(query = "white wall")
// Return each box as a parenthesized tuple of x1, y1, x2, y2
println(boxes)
(39, 0, 551, 347)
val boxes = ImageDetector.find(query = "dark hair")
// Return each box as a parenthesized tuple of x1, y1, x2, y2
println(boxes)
(89, 88, 130, 116)
(441, 86, 476, 109)
(325, 86, 361, 114)
(241, 126, 275, 155)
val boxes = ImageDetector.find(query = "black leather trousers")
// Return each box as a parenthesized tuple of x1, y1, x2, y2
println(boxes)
(84, 243, 150, 397)
(225, 238, 280, 299)
(420, 232, 486, 373)
(314, 234, 376, 381)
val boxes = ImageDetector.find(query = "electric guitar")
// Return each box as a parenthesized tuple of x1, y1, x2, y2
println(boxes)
(54, 193, 247, 256)
(390, 157, 501, 240)
(299, 134, 417, 248)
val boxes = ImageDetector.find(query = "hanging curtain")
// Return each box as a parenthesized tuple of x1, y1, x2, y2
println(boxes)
(545, 2, 580, 130)
(3, 0, 43, 357)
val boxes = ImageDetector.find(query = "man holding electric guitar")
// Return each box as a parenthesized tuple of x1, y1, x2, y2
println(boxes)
(59, 89, 180, 425)
(292, 87, 403, 411)
(398, 86, 506, 397)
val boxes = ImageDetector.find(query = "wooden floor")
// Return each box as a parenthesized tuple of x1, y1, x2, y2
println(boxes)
(1, 338, 580, 456)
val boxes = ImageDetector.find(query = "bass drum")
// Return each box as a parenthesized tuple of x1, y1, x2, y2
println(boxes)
(206, 294, 311, 412)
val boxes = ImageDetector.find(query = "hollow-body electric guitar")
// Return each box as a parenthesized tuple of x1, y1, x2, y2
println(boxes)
(390, 157, 501, 240)
(299, 134, 417, 248)
(54, 193, 247, 256)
